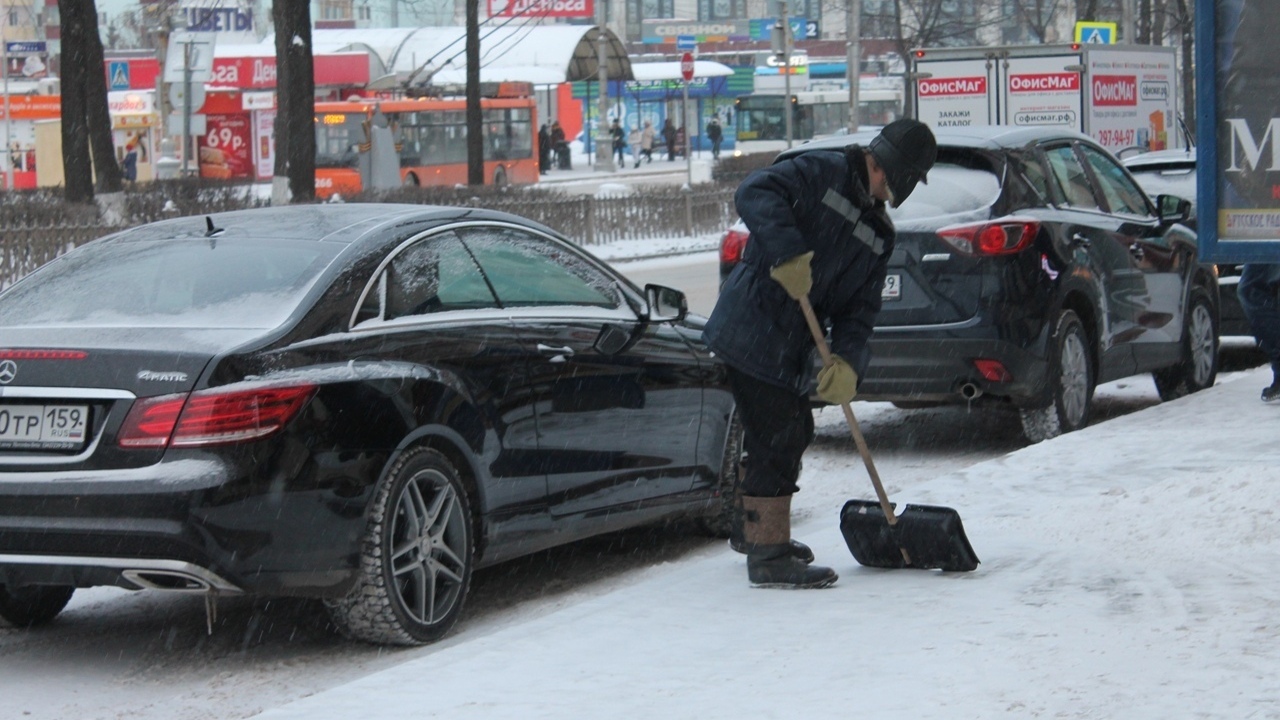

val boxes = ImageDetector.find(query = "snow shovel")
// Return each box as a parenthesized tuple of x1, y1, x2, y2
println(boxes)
(797, 296, 979, 572)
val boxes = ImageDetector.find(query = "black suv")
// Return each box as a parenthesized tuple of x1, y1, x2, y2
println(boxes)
(720, 125, 1219, 443)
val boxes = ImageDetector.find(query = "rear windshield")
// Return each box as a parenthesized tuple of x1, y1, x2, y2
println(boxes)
(0, 237, 342, 329)
(889, 163, 1001, 222)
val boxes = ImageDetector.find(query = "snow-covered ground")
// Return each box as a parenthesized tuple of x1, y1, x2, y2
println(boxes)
(241, 366, 1279, 720)
(3, 225, 1275, 719)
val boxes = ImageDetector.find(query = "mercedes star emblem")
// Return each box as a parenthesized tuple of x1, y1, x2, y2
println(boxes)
(0, 359, 16, 384)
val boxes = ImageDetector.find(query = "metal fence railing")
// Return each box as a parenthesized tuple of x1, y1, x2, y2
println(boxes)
(0, 184, 737, 289)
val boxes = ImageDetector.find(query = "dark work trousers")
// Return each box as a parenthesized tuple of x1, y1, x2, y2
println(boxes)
(727, 365, 814, 498)
(1239, 263, 1280, 367)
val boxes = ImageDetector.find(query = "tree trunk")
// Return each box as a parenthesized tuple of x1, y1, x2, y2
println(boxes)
(82, 0, 122, 194)
(56, 0, 94, 203)
(1176, 0, 1193, 134)
(273, 0, 315, 203)
(466, 0, 483, 186)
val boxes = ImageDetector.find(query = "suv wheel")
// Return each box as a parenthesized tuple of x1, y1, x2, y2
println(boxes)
(326, 447, 474, 646)
(1152, 289, 1218, 401)
(1020, 309, 1094, 443)
(0, 585, 74, 628)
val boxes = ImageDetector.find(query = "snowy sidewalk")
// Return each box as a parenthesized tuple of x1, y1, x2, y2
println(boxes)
(251, 367, 1280, 720)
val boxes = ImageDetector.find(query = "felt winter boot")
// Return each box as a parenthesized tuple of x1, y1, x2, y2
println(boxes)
(727, 462, 814, 562)
(741, 496, 837, 589)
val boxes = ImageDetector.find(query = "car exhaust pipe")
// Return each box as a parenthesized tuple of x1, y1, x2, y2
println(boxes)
(959, 383, 983, 400)
(121, 569, 217, 593)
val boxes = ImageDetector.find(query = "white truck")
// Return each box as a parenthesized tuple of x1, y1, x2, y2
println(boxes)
(909, 43, 1184, 154)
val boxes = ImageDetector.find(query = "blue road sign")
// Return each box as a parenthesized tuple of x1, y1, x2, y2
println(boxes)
(676, 34, 696, 50)
(108, 61, 130, 90)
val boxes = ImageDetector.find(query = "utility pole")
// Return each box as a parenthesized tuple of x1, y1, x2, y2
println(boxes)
(595, 0, 614, 172)
(3, 38, 11, 191)
(846, 0, 860, 133)
(1121, 0, 1134, 43)
(775, 0, 792, 149)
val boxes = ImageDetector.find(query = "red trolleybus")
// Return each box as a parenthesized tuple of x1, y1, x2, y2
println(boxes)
(314, 85, 539, 197)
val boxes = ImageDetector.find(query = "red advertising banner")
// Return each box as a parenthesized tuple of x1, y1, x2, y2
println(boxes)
(486, 0, 594, 19)
(208, 53, 369, 89)
(198, 114, 253, 181)
(917, 76, 986, 97)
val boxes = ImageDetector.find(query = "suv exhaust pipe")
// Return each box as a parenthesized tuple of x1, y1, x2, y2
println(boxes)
(121, 569, 218, 593)
(959, 383, 983, 400)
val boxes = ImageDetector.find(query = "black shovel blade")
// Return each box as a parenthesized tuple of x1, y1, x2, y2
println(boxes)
(840, 499, 979, 572)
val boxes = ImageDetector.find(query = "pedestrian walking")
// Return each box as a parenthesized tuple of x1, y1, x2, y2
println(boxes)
(610, 118, 626, 166)
(702, 119, 938, 589)
(551, 121, 570, 170)
(706, 116, 723, 159)
(538, 123, 551, 174)
(661, 119, 677, 161)
(1238, 263, 1280, 401)
(628, 125, 642, 168)
(640, 121, 655, 164)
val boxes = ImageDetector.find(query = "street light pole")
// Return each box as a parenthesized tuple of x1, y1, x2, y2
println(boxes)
(846, 0, 860, 133)
(595, 0, 615, 172)
(780, 0, 792, 149)
(3, 38, 12, 191)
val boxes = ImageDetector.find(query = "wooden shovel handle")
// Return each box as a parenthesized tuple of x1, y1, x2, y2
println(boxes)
(797, 295, 899, 526)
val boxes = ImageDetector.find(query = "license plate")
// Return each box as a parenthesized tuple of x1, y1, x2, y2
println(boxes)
(0, 404, 89, 450)
(882, 273, 902, 300)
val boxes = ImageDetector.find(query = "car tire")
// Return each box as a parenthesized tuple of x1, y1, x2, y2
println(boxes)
(325, 447, 474, 646)
(493, 165, 508, 187)
(1152, 289, 1218, 401)
(1020, 309, 1093, 444)
(0, 584, 74, 628)
(699, 408, 743, 538)
(402, 172, 420, 187)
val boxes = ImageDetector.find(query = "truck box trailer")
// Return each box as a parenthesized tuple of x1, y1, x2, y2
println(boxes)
(909, 43, 1184, 155)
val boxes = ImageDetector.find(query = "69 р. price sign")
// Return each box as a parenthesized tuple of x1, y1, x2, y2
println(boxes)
(198, 115, 253, 181)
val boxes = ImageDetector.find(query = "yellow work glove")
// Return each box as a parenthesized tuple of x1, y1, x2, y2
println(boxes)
(817, 355, 859, 405)
(769, 251, 814, 300)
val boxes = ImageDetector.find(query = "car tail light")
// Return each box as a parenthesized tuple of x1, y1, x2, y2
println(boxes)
(119, 384, 317, 449)
(972, 359, 1013, 383)
(720, 227, 750, 265)
(937, 217, 1040, 256)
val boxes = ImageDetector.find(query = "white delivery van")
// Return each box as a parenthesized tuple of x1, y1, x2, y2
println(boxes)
(909, 43, 1184, 154)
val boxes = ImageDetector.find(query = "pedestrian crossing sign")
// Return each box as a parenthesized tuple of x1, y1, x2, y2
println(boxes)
(109, 61, 130, 90)
(1074, 21, 1117, 44)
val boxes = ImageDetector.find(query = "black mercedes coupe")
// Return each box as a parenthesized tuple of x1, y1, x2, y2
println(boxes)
(0, 204, 740, 645)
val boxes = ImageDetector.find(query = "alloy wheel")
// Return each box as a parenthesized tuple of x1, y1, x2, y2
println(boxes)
(1188, 302, 1216, 387)
(1059, 329, 1090, 427)
(389, 468, 468, 627)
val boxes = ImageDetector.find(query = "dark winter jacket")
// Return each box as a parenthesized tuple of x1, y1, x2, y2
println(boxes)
(704, 146, 894, 392)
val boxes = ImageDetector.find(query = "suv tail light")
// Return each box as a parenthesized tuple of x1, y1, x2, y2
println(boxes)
(720, 226, 750, 265)
(937, 217, 1040, 256)
(119, 384, 317, 449)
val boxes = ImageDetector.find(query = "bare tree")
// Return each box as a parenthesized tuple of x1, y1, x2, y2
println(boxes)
(272, 0, 316, 202)
(871, 0, 1001, 115)
(57, 0, 122, 203)
(1010, 0, 1067, 42)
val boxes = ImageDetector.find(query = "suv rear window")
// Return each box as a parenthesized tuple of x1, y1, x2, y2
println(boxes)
(890, 163, 1001, 222)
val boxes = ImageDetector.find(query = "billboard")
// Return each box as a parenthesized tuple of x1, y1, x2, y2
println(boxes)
(487, 0, 594, 18)
(1197, 0, 1280, 261)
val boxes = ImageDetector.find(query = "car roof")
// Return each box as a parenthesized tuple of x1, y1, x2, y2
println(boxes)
(777, 124, 1095, 161)
(105, 204, 538, 247)
(1121, 147, 1197, 169)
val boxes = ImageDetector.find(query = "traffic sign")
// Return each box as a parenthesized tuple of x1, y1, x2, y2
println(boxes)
(108, 61, 130, 90)
(1074, 21, 1116, 44)
(680, 52, 695, 82)
(676, 34, 696, 51)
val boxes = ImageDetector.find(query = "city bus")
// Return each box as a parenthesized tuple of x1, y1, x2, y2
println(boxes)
(732, 87, 903, 157)
(314, 87, 539, 198)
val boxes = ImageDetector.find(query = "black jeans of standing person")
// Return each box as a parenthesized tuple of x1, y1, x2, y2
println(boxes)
(726, 366, 814, 497)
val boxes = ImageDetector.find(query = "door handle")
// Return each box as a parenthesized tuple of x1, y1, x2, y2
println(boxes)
(537, 343, 575, 359)
(1071, 233, 1091, 249)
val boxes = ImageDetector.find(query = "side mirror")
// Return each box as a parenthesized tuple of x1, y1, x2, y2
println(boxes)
(644, 284, 687, 323)
(1157, 194, 1192, 224)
